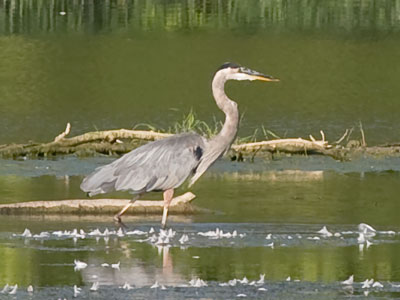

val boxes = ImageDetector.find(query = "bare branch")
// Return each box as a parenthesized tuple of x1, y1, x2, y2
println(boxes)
(54, 123, 71, 142)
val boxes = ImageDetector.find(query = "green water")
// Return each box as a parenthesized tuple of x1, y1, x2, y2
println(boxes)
(1, 0, 400, 298)
(1, 0, 400, 144)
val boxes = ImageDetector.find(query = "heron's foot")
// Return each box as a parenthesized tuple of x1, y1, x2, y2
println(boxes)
(115, 220, 128, 231)
(113, 214, 122, 223)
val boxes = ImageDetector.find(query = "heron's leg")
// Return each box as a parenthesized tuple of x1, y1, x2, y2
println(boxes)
(114, 194, 141, 222)
(161, 189, 174, 229)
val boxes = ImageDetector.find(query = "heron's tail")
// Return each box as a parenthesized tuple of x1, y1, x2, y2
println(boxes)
(80, 164, 117, 196)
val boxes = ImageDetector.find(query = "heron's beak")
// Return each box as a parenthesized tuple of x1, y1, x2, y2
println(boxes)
(239, 67, 279, 82)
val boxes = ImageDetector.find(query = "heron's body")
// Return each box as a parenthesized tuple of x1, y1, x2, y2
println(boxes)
(81, 62, 278, 227)
(82, 133, 207, 196)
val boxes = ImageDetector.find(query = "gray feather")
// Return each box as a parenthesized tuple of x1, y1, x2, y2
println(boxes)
(80, 133, 206, 196)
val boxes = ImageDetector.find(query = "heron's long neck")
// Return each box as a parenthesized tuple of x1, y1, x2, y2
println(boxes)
(211, 74, 239, 149)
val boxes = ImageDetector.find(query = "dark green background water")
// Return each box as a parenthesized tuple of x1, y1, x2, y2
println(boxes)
(1, 0, 400, 145)
(1, 1, 400, 298)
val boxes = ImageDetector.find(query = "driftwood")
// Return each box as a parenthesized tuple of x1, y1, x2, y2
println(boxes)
(232, 137, 328, 153)
(0, 192, 203, 215)
(1, 123, 400, 160)
(0, 125, 172, 158)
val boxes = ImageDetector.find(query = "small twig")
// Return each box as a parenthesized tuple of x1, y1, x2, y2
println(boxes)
(335, 129, 349, 144)
(54, 123, 71, 142)
(320, 130, 325, 142)
(359, 121, 367, 147)
(346, 127, 354, 142)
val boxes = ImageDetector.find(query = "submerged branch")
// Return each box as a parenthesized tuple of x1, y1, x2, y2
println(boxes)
(0, 192, 203, 215)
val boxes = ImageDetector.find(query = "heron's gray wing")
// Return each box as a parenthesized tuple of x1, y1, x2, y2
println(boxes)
(80, 133, 205, 196)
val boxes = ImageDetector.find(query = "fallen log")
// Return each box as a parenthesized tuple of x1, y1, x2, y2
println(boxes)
(232, 137, 328, 153)
(1, 123, 400, 160)
(0, 124, 172, 158)
(0, 192, 204, 215)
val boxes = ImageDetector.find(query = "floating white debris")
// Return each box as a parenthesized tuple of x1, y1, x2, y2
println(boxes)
(22, 228, 32, 238)
(361, 279, 374, 289)
(237, 294, 247, 297)
(27, 285, 33, 293)
(122, 282, 133, 290)
(74, 260, 88, 271)
(358, 223, 376, 237)
(179, 234, 189, 244)
(189, 278, 207, 287)
(192, 256, 200, 259)
(197, 228, 238, 239)
(1, 284, 9, 293)
(390, 283, 400, 288)
(380, 230, 396, 235)
(287, 235, 293, 240)
(372, 281, 383, 288)
(150, 281, 159, 289)
(341, 231, 353, 235)
(33, 232, 50, 238)
(59, 11, 66, 15)
(101, 263, 109, 267)
(71, 229, 85, 239)
(265, 234, 272, 240)
(341, 275, 354, 285)
(238, 277, 248, 284)
(149, 227, 155, 234)
(266, 242, 274, 248)
(125, 230, 147, 236)
(257, 274, 265, 285)
(258, 287, 267, 291)
(307, 236, 320, 240)
(117, 228, 125, 237)
(88, 229, 102, 236)
(229, 279, 237, 286)
(90, 282, 99, 291)
(147, 235, 157, 243)
(151, 229, 175, 245)
(318, 226, 333, 237)
(334, 232, 341, 237)
(73, 285, 81, 297)
(111, 262, 120, 270)
(155, 236, 168, 245)
(286, 276, 291, 282)
(8, 284, 17, 295)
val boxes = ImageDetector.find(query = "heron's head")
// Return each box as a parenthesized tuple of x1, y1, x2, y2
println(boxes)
(217, 62, 279, 82)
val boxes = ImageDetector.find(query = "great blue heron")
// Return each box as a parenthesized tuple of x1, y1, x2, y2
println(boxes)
(80, 62, 278, 228)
